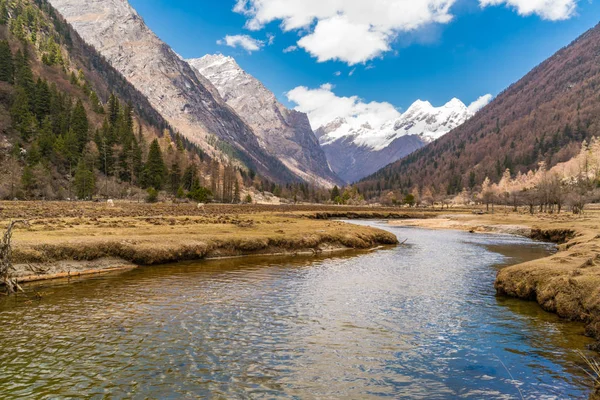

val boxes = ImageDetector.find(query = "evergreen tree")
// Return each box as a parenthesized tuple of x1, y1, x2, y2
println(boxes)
(143, 139, 166, 189)
(182, 164, 196, 191)
(27, 141, 41, 166)
(11, 87, 36, 141)
(34, 77, 51, 122)
(89, 91, 103, 113)
(0, 1, 8, 25)
(108, 93, 119, 125)
(38, 117, 55, 158)
(331, 185, 341, 202)
(169, 160, 181, 195)
(74, 158, 95, 199)
(0, 40, 14, 83)
(131, 138, 143, 183)
(69, 71, 78, 86)
(21, 165, 36, 198)
(14, 48, 34, 101)
(71, 99, 89, 151)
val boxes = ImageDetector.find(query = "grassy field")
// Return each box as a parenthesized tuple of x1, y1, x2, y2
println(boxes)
(1, 201, 402, 281)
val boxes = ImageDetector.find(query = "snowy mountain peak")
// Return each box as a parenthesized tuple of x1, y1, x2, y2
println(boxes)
(317, 97, 477, 182)
(407, 99, 433, 110)
(318, 98, 474, 152)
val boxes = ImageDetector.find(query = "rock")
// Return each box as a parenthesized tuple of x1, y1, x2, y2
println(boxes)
(188, 55, 342, 188)
(49, 0, 297, 184)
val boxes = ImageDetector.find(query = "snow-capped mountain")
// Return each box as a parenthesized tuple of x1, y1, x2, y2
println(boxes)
(317, 98, 475, 183)
(188, 55, 342, 187)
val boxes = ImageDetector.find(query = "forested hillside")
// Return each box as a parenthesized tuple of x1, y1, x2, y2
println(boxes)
(357, 23, 600, 200)
(0, 0, 284, 202)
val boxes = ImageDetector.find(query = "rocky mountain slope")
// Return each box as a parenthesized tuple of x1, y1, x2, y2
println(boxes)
(317, 99, 475, 183)
(0, 0, 215, 200)
(48, 0, 297, 184)
(357, 22, 600, 198)
(188, 55, 341, 187)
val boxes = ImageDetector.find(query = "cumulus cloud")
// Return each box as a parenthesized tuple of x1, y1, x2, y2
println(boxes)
(234, 0, 456, 65)
(217, 34, 264, 52)
(286, 83, 401, 130)
(479, 0, 576, 20)
(234, 0, 578, 65)
(467, 94, 493, 114)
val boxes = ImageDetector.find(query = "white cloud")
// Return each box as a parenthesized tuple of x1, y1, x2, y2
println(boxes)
(349, 68, 356, 77)
(217, 34, 264, 52)
(234, 0, 578, 65)
(283, 45, 298, 53)
(297, 15, 391, 64)
(234, 0, 456, 65)
(286, 83, 401, 131)
(467, 94, 493, 114)
(479, 0, 576, 20)
(267, 33, 276, 45)
(334, 71, 341, 76)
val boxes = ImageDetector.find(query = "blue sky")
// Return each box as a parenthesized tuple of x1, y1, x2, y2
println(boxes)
(129, 0, 599, 117)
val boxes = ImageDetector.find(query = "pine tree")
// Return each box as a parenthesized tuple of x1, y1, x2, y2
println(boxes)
(143, 139, 166, 190)
(0, 1, 8, 25)
(14, 48, 34, 101)
(38, 117, 55, 158)
(108, 93, 119, 126)
(169, 160, 181, 195)
(132, 138, 143, 183)
(0, 40, 14, 83)
(71, 99, 89, 151)
(34, 77, 51, 122)
(182, 164, 196, 191)
(11, 87, 36, 141)
(21, 165, 36, 198)
(74, 157, 95, 199)
(27, 141, 41, 166)
(89, 91, 103, 113)
(331, 185, 340, 202)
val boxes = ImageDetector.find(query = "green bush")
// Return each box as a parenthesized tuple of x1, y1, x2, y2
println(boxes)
(146, 187, 158, 203)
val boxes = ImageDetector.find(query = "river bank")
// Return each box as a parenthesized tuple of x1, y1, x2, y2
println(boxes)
(390, 211, 600, 352)
(1, 201, 401, 284)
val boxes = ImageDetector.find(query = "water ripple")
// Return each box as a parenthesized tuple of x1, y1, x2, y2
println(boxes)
(0, 223, 593, 399)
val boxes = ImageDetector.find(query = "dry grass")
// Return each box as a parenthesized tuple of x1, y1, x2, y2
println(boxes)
(0, 201, 400, 279)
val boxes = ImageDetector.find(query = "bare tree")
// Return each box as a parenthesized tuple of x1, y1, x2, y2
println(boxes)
(1, 221, 28, 294)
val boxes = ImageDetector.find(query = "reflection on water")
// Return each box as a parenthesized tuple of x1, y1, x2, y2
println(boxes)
(0, 222, 594, 399)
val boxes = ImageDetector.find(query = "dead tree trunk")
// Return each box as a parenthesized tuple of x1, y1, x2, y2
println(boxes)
(1, 220, 28, 294)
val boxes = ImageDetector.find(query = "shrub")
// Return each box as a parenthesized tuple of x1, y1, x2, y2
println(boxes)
(146, 187, 158, 203)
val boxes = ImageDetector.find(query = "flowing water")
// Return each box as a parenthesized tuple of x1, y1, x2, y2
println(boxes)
(0, 222, 595, 399)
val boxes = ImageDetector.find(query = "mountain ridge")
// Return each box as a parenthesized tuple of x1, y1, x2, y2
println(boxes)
(357, 22, 600, 198)
(188, 54, 342, 187)
(48, 0, 299, 184)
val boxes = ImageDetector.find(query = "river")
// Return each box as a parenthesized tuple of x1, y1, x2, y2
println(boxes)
(0, 222, 595, 399)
